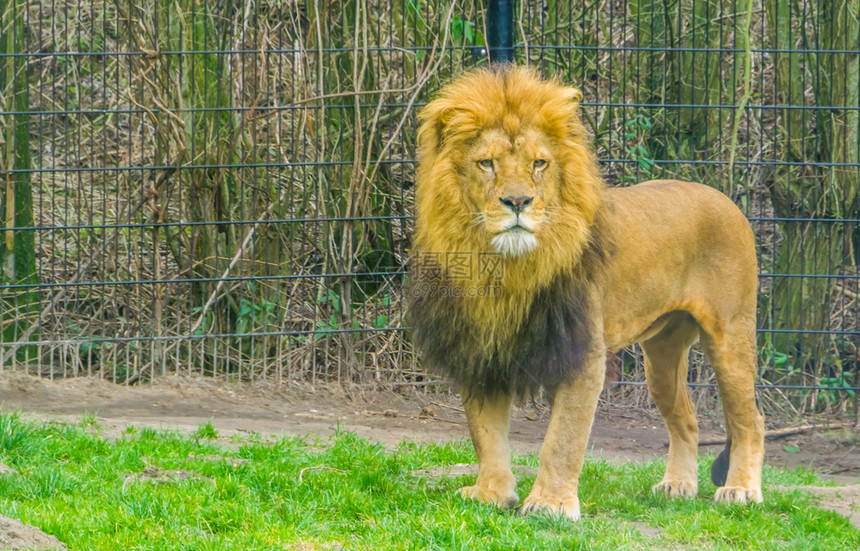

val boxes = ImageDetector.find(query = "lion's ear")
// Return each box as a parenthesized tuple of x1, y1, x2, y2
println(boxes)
(564, 87, 583, 106)
(417, 99, 459, 157)
(556, 86, 586, 139)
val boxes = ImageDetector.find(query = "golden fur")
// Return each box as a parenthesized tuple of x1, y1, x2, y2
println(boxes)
(409, 66, 765, 520)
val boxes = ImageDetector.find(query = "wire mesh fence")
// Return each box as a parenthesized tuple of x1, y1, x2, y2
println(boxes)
(0, 1, 857, 419)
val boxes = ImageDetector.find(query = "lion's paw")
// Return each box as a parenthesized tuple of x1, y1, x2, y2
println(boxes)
(520, 494, 581, 521)
(652, 479, 698, 499)
(714, 486, 763, 505)
(458, 484, 519, 508)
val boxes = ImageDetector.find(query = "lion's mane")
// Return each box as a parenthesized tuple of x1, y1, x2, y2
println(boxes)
(408, 66, 609, 397)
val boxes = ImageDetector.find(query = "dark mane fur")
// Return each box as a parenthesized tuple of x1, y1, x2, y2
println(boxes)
(408, 225, 610, 399)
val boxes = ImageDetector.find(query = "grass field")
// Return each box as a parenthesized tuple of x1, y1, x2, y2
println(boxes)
(0, 412, 856, 550)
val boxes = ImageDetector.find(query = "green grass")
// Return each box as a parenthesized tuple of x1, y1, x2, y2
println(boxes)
(0, 412, 856, 550)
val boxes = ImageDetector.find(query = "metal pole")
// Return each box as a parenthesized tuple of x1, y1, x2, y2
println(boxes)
(487, 0, 515, 63)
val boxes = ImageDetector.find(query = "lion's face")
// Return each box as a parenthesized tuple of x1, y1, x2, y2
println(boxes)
(414, 66, 604, 291)
(464, 127, 560, 257)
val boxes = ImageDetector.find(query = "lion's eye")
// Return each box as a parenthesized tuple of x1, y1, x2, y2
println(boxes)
(533, 159, 548, 170)
(477, 159, 494, 171)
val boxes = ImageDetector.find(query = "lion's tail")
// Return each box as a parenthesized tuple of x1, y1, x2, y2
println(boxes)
(710, 440, 731, 487)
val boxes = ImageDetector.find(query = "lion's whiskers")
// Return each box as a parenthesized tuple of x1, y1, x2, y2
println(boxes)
(465, 212, 486, 229)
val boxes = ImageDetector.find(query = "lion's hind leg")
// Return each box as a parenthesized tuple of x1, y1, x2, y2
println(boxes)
(642, 312, 701, 499)
(700, 320, 764, 505)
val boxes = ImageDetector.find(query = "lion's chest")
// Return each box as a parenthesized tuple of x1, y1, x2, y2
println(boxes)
(409, 272, 598, 396)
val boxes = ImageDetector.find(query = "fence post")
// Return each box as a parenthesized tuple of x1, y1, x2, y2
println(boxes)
(487, 0, 515, 63)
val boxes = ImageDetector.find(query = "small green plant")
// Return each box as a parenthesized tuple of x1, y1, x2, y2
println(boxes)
(317, 289, 342, 312)
(406, 0, 426, 30)
(234, 297, 277, 335)
(314, 315, 340, 340)
(818, 370, 855, 404)
(759, 333, 797, 376)
(194, 419, 219, 440)
(191, 306, 214, 336)
(315, 289, 344, 340)
(451, 15, 482, 45)
(373, 293, 392, 329)
(78, 339, 101, 357)
(622, 114, 657, 181)
(79, 412, 101, 431)
(373, 314, 388, 329)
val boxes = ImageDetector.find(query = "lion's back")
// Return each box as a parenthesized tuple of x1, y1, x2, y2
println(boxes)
(600, 180, 758, 348)
(605, 180, 755, 265)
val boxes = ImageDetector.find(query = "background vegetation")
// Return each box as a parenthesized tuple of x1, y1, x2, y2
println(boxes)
(0, 1, 856, 418)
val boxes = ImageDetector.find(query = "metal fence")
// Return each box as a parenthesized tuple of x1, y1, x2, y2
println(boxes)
(0, 1, 857, 417)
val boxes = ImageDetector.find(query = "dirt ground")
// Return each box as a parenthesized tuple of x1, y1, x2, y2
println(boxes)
(0, 372, 858, 534)
(0, 514, 67, 550)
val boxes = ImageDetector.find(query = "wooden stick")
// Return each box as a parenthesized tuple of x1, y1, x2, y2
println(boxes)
(690, 422, 855, 447)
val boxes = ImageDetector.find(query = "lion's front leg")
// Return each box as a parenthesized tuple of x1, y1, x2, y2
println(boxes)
(459, 389, 518, 508)
(521, 353, 606, 521)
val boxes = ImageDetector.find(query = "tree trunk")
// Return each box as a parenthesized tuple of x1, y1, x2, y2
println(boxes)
(764, 0, 859, 379)
(677, 0, 723, 163)
(0, 0, 39, 365)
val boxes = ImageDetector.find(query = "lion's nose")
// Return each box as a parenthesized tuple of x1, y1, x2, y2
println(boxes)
(499, 195, 533, 214)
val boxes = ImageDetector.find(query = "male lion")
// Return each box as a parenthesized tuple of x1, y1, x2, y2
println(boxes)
(408, 66, 764, 521)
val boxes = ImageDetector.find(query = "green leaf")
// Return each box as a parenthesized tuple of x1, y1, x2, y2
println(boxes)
(327, 290, 341, 312)
(451, 17, 464, 41)
(784, 445, 800, 453)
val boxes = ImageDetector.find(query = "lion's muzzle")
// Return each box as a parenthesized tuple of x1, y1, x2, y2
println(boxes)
(491, 227, 538, 257)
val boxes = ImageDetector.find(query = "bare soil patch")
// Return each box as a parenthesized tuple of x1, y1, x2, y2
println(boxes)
(0, 515, 67, 550)
(0, 372, 857, 525)
(773, 484, 860, 529)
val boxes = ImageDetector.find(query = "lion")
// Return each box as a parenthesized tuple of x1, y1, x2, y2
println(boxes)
(408, 66, 765, 521)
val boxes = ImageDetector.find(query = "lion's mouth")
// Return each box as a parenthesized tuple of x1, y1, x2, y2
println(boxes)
(506, 224, 533, 233)
(498, 214, 535, 233)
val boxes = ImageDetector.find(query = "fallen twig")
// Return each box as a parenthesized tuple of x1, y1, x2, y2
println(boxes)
(694, 422, 855, 447)
(414, 415, 465, 426)
(429, 401, 465, 414)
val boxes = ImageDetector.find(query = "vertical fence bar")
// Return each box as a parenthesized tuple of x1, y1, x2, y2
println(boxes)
(487, 0, 515, 63)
